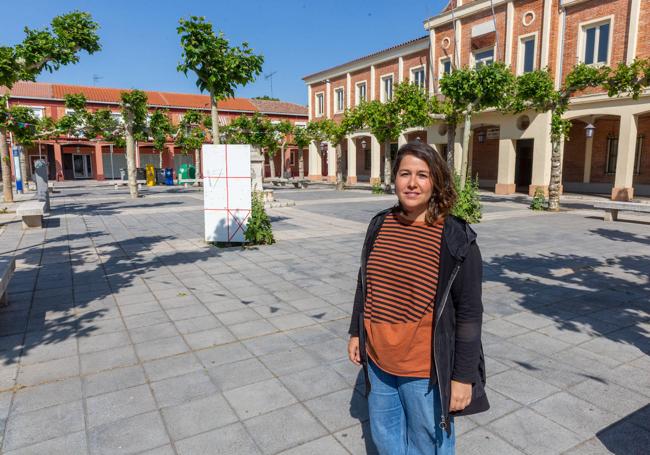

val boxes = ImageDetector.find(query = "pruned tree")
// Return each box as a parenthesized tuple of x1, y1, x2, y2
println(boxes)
(177, 16, 264, 144)
(175, 109, 208, 185)
(321, 109, 364, 190)
(292, 124, 310, 179)
(274, 120, 293, 179)
(0, 11, 100, 201)
(120, 90, 149, 198)
(148, 109, 174, 168)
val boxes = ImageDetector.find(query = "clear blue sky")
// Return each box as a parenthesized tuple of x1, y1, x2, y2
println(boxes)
(3, 0, 448, 105)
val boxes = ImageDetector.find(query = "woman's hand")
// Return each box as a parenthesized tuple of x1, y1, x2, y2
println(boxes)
(348, 336, 361, 366)
(449, 380, 472, 412)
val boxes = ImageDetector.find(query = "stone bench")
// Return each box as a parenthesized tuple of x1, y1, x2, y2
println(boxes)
(593, 200, 650, 221)
(0, 256, 15, 307)
(16, 200, 47, 229)
(289, 178, 310, 189)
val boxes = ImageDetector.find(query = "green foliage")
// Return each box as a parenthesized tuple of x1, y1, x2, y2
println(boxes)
(5, 106, 38, 146)
(120, 90, 148, 138)
(451, 173, 482, 224)
(223, 113, 277, 153)
(604, 58, 650, 100)
(371, 183, 384, 194)
(148, 109, 173, 152)
(245, 191, 275, 245)
(292, 124, 310, 150)
(177, 16, 264, 101)
(253, 96, 279, 101)
(175, 109, 208, 153)
(530, 187, 547, 211)
(0, 11, 100, 89)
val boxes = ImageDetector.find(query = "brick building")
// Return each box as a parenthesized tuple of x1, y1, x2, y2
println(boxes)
(303, 0, 649, 199)
(1, 82, 308, 182)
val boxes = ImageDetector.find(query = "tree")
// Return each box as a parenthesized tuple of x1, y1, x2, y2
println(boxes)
(305, 119, 329, 181)
(273, 120, 293, 179)
(175, 109, 208, 185)
(0, 11, 100, 201)
(1, 105, 38, 189)
(120, 90, 149, 198)
(356, 81, 433, 192)
(252, 96, 279, 101)
(321, 109, 364, 190)
(148, 109, 174, 168)
(440, 62, 515, 188)
(177, 16, 264, 144)
(292, 125, 310, 179)
(223, 113, 277, 177)
(509, 64, 608, 210)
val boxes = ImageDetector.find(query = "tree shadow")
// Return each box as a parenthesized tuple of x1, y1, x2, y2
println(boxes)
(595, 404, 650, 454)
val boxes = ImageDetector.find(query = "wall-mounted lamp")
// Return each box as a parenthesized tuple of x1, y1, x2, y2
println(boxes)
(477, 131, 486, 144)
(320, 142, 326, 152)
(585, 123, 595, 139)
(361, 139, 367, 150)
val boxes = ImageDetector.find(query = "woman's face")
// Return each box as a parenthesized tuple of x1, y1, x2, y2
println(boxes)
(395, 154, 433, 215)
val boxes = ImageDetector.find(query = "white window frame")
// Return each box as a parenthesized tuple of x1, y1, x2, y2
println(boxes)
(315, 92, 325, 117)
(294, 121, 307, 128)
(355, 81, 368, 105)
(409, 65, 427, 90)
(439, 57, 452, 80)
(578, 16, 614, 67)
(21, 105, 45, 120)
(334, 87, 345, 114)
(517, 32, 538, 75)
(472, 46, 495, 68)
(380, 73, 394, 103)
(110, 111, 124, 125)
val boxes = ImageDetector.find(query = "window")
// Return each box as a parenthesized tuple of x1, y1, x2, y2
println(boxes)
(25, 106, 44, 119)
(364, 148, 371, 170)
(411, 67, 426, 89)
(635, 136, 643, 175)
(335, 88, 344, 113)
(294, 121, 307, 128)
(289, 150, 297, 166)
(473, 48, 494, 68)
(582, 21, 610, 65)
(315, 93, 324, 117)
(605, 135, 643, 175)
(519, 35, 536, 74)
(381, 75, 393, 102)
(440, 58, 452, 78)
(356, 82, 367, 104)
(111, 112, 123, 124)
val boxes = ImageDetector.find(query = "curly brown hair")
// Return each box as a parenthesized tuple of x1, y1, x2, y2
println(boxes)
(391, 141, 457, 225)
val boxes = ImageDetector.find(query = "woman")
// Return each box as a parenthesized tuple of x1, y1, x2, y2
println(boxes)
(347, 141, 488, 454)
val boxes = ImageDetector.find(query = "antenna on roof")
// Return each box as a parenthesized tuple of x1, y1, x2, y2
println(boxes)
(92, 74, 104, 86)
(264, 71, 278, 98)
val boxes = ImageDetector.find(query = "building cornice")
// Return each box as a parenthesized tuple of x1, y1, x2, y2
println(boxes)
(303, 37, 428, 84)
(424, 0, 509, 30)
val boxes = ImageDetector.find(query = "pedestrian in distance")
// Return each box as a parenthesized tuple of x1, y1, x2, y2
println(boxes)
(347, 141, 489, 454)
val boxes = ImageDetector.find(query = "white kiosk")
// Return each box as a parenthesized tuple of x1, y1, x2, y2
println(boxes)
(202, 144, 251, 243)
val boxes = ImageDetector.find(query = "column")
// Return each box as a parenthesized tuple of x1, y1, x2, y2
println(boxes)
(347, 137, 357, 185)
(135, 142, 141, 168)
(346, 73, 352, 109)
(530, 112, 553, 195)
(504, 1, 514, 67)
(53, 143, 64, 181)
(453, 135, 463, 175)
(467, 131, 475, 176)
(327, 142, 336, 182)
(308, 141, 320, 180)
(398, 56, 404, 83)
(495, 138, 516, 194)
(554, 7, 566, 89)
(370, 135, 381, 185)
(94, 143, 105, 180)
(428, 29, 436, 95)
(540, 0, 553, 68)
(326, 80, 331, 118)
(583, 133, 594, 183)
(626, 0, 641, 64)
(612, 114, 638, 201)
(370, 65, 376, 101)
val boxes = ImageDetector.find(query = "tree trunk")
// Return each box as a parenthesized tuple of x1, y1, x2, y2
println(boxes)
(460, 109, 473, 190)
(548, 137, 562, 211)
(298, 148, 304, 179)
(19, 148, 28, 192)
(125, 126, 138, 198)
(280, 143, 286, 179)
(194, 148, 200, 186)
(336, 144, 344, 191)
(383, 140, 392, 193)
(268, 152, 276, 178)
(159, 150, 163, 169)
(0, 129, 13, 202)
(210, 95, 219, 145)
(446, 122, 456, 171)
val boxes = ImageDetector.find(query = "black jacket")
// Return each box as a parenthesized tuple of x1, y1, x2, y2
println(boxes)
(349, 208, 489, 433)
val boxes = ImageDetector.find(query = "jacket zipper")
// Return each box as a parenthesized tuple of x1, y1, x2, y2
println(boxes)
(434, 263, 461, 431)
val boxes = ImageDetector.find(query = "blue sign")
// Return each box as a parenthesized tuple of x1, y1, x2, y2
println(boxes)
(12, 146, 23, 193)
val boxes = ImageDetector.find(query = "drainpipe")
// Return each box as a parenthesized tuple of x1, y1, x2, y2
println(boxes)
(556, 1, 567, 89)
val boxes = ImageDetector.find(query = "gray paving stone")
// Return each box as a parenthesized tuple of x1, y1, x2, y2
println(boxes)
(87, 411, 169, 455)
(3, 400, 84, 452)
(80, 345, 138, 375)
(563, 438, 619, 455)
(277, 435, 349, 455)
(268, 312, 318, 331)
(173, 315, 221, 334)
(285, 324, 338, 346)
(165, 304, 212, 321)
(151, 370, 218, 408)
(333, 422, 378, 455)
(78, 331, 131, 354)
(259, 347, 321, 376)
(134, 336, 190, 362)
(467, 388, 522, 426)
(136, 445, 176, 455)
(161, 392, 238, 440)
(175, 422, 261, 455)
(243, 332, 299, 356)
(12, 377, 82, 414)
(279, 365, 349, 401)
(207, 357, 273, 391)
(129, 322, 179, 344)
(16, 355, 79, 387)
(143, 352, 203, 382)
(488, 369, 560, 405)
(568, 378, 645, 418)
(244, 403, 328, 454)
(304, 388, 368, 432)
(224, 377, 297, 420)
(83, 365, 147, 398)
(3, 431, 87, 455)
(184, 327, 235, 350)
(488, 407, 583, 455)
(195, 342, 253, 368)
(123, 310, 170, 330)
(456, 428, 523, 455)
(118, 301, 161, 317)
(230, 319, 278, 340)
(508, 331, 572, 355)
(86, 384, 157, 428)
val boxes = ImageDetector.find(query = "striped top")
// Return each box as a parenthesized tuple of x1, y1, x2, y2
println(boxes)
(364, 211, 443, 377)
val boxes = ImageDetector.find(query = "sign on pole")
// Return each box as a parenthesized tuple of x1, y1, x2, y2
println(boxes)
(202, 144, 251, 243)
(12, 146, 23, 193)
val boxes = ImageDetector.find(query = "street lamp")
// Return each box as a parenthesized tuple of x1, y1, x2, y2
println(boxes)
(361, 139, 367, 150)
(477, 131, 486, 144)
(585, 123, 595, 139)
(320, 142, 326, 153)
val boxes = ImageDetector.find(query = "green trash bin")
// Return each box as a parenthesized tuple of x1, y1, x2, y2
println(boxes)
(176, 163, 196, 183)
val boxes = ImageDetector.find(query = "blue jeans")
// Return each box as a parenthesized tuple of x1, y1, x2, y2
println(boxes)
(368, 360, 455, 455)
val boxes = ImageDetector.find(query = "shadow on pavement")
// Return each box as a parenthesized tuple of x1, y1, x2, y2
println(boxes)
(596, 404, 650, 454)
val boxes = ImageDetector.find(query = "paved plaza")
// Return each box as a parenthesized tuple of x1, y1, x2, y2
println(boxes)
(0, 183, 648, 454)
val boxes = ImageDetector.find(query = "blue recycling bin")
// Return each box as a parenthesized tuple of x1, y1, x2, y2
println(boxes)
(164, 168, 174, 186)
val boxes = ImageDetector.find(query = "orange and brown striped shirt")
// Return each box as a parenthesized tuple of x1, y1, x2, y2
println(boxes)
(364, 211, 443, 378)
